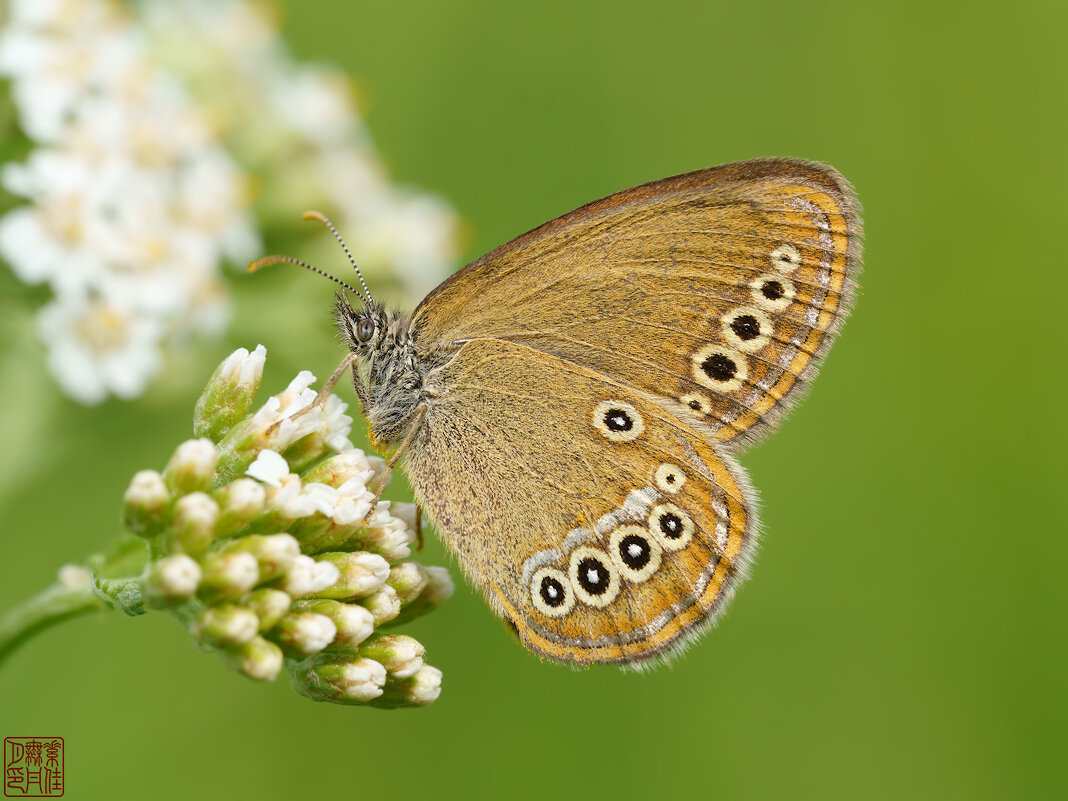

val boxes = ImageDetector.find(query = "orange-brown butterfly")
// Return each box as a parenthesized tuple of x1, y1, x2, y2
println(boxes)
(252, 158, 862, 666)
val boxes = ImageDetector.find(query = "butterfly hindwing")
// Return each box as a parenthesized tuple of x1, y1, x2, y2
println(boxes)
(404, 338, 755, 665)
(411, 158, 862, 450)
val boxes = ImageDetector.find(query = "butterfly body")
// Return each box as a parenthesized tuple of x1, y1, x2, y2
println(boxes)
(333, 158, 862, 666)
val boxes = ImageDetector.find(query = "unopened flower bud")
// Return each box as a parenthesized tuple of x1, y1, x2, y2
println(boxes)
(58, 564, 92, 589)
(221, 533, 299, 581)
(163, 438, 218, 495)
(370, 664, 443, 708)
(213, 478, 266, 536)
(170, 492, 219, 556)
(142, 554, 201, 607)
(124, 470, 171, 538)
(290, 654, 386, 703)
(346, 506, 414, 561)
(300, 452, 377, 488)
(197, 551, 259, 603)
(359, 634, 424, 679)
(225, 635, 283, 681)
(386, 566, 455, 627)
(194, 345, 267, 441)
(269, 611, 337, 656)
(195, 605, 259, 648)
(242, 588, 293, 631)
(281, 555, 339, 598)
(386, 562, 429, 605)
(292, 599, 374, 648)
(311, 551, 390, 600)
(359, 584, 401, 624)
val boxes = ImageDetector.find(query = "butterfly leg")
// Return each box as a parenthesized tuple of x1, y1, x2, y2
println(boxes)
(266, 352, 359, 438)
(308, 351, 359, 409)
(363, 402, 427, 522)
(415, 505, 424, 552)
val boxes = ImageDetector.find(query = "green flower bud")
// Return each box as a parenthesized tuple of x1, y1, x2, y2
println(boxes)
(280, 555, 339, 598)
(197, 552, 259, 604)
(123, 470, 171, 538)
(385, 566, 455, 627)
(212, 478, 267, 537)
(370, 665, 443, 708)
(311, 551, 390, 600)
(242, 588, 293, 631)
(290, 653, 386, 704)
(163, 438, 219, 495)
(386, 562, 429, 605)
(169, 492, 219, 556)
(225, 635, 283, 682)
(220, 533, 300, 582)
(194, 345, 266, 442)
(268, 611, 337, 656)
(299, 452, 378, 488)
(359, 633, 424, 678)
(359, 585, 401, 624)
(340, 506, 413, 562)
(142, 554, 201, 608)
(194, 605, 259, 648)
(292, 599, 374, 648)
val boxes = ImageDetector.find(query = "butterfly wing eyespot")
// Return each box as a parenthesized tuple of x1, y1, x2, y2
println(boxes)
(567, 546, 620, 607)
(648, 503, 695, 551)
(592, 400, 644, 442)
(530, 567, 575, 617)
(609, 525, 662, 582)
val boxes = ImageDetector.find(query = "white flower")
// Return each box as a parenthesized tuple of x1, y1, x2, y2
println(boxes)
(0, 0, 260, 403)
(245, 449, 289, 488)
(35, 288, 163, 404)
(140, 0, 459, 307)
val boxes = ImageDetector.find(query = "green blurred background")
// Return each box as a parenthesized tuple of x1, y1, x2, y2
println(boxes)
(2, 1, 1066, 799)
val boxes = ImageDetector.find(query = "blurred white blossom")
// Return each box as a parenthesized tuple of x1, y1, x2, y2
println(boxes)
(0, 0, 461, 404)
(140, 0, 461, 305)
(0, 0, 259, 404)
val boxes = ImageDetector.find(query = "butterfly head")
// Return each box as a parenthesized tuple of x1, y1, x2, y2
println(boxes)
(335, 292, 395, 355)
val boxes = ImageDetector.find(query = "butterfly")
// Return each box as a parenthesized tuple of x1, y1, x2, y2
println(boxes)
(252, 158, 862, 666)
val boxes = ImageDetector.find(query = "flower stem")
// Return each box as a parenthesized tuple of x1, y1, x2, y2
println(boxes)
(0, 579, 107, 666)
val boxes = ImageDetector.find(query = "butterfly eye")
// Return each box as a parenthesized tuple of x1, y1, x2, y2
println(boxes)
(354, 316, 376, 343)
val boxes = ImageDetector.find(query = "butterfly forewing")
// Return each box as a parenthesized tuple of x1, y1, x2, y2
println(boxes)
(411, 158, 862, 450)
(405, 338, 754, 665)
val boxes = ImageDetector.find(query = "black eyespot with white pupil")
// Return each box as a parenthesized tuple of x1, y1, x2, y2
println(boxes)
(649, 503, 694, 550)
(539, 575, 567, 607)
(577, 556, 611, 595)
(604, 408, 633, 432)
(618, 533, 652, 569)
(659, 513, 683, 539)
(354, 317, 375, 343)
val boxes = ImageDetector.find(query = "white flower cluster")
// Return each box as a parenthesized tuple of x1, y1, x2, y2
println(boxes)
(0, 0, 260, 403)
(0, 0, 462, 405)
(140, 0, 460, 306)
(124, 346, 452, 706)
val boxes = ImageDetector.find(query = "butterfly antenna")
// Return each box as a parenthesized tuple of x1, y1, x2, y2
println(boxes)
(247, 254, 363, 298)
(302, 210, 374, 307)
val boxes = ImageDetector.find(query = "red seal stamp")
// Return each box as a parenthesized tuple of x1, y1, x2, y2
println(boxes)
(3, 739, 63, 797)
